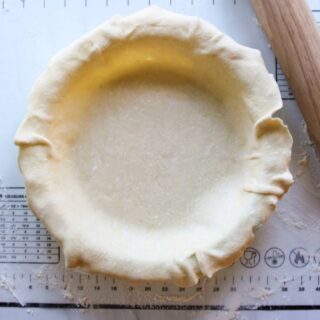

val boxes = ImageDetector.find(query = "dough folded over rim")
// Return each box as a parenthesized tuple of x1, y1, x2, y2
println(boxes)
(15, 7, 293, 287)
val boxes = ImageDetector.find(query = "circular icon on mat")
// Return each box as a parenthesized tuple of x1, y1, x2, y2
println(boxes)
(314, 248, 320, 266)
(264, 247, 285, 268)
(240, 247, 260, 268)
(289, 247, 309, 268)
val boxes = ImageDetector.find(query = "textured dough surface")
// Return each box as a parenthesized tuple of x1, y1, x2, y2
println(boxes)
(15, 7, 293, 286)
(73, 72, 247, 229)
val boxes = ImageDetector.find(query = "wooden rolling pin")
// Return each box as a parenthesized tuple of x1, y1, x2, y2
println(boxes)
(251, 0, 320, 151)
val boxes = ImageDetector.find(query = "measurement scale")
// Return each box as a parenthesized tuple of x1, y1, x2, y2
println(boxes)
(0, 1, 320, 319)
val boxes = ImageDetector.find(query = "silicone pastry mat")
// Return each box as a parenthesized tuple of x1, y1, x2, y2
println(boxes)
(0, 1, 320, 319)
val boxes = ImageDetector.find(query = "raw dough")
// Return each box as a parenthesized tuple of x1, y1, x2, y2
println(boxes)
(14, 7, 293, 287)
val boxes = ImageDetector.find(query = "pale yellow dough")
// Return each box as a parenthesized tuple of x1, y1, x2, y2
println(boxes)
(15, 7, 293, 287)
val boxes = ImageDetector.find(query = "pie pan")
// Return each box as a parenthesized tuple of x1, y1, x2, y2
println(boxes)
(15, 7, 293, 287)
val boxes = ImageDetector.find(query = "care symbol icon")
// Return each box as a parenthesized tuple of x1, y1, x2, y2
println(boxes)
(289, 247, 309, 268)
(264, 247, 285, 268)
(314, 248, 320, 266)
(240, 247, 260, 268)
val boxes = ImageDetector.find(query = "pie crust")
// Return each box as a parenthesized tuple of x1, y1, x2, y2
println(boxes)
(15, 7, 293, 286)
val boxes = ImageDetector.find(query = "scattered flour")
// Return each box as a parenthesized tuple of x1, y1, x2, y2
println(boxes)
(296, 154, 308, 177)
(252, 17, 261, 28)
(26, 308, 34, 315)
(78, 295, 89, 307)
(277, 210, 307, 230)
(151, 290, 202, 303)
(62, 282, 74, 301)
(0, 275, 25, 306)
(248, 286, 276, 300)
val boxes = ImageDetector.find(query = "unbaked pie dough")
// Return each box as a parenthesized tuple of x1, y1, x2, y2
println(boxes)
(15, 7, 293, 286)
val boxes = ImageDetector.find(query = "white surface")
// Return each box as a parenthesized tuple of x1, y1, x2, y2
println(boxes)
(1, 0, 320, 319)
